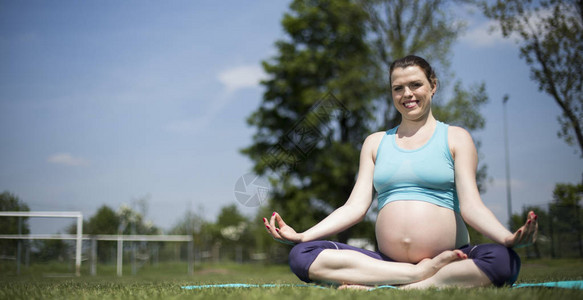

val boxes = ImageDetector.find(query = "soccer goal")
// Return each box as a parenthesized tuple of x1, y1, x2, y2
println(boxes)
(0, 211, 83, 276)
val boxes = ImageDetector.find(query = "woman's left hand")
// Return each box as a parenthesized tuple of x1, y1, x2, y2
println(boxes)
(504, 211, 538, 248)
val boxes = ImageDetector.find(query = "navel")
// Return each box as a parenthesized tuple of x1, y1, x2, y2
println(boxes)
(400, 237, 413, 261)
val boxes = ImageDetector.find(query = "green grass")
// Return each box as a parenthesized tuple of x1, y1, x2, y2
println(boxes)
(1, 259, 582, 299)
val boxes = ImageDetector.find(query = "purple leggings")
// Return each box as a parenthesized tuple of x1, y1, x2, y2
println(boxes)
(288, 241, 521, 287)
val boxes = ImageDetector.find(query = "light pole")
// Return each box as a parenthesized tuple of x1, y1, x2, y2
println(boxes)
(503, 94, 513, 229)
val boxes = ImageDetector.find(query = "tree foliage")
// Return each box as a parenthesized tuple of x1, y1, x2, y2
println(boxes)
(364, 0, 467, 128)
(509, 182, 583, 258)
(85, 205, 120, 235)
(0, 191, 30, 256)
(242, 0, 380, 243)
(116, 202, 160, 235)
(169, 208, 206, 236)
(79, 205, 120, 262)
(481, 0, 583, 156)
(549, 182, 583, 257)
(33, 239, 68, 262)
(243, 0, 489, 243)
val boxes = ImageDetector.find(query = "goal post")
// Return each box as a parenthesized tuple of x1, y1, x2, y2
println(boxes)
(0, 211, 83, 276)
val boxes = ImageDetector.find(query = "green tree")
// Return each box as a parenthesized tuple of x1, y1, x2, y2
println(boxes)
(549, 182, 583, 257)
(33, 239, 68, 262)
(215, 205, 252, 261)
(169, 207, 208, 255)
(116, 201, 160, 269)
(481, 0, 583, 156)
(169, 208, 206, 236)
(84, 205, 120, 262)
(242, 0, 380, 243)
(86, 205, 120, 234)
(0, 191, 30, 256)
(117, 203, 160, 235)
(216, 204, 249, 228)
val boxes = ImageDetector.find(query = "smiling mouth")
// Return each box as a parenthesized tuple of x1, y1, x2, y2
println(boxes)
(403, 101, 419, 109)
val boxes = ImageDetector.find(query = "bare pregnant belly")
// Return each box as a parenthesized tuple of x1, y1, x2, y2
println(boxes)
(375, 200, 469, 263)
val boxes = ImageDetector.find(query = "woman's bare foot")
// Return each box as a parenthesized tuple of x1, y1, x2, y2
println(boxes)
(338, 250, 466, 290)
(415, 249, 467, 280)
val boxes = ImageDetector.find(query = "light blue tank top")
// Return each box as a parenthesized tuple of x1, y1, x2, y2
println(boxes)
(373, 121, 460, 212)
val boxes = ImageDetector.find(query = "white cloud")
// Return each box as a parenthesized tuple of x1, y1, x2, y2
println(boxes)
(217, 65, 266, 93)
(460, 20, 517, 48)
(460, 5, 570, 49)
(47, 153, 90, 167)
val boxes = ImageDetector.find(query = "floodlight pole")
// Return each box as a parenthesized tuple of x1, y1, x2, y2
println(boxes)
(503, 94, 513, 230)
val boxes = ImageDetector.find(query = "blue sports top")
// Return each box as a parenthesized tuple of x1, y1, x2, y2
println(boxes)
(373, 121, 460, 213)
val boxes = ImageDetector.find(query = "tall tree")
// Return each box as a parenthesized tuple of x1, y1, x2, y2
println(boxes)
(84, 205, 120, 262)
(481, 0, 583, 157)
(549, 182, 583, 257)
(242, 0, 381, 243)
(169, 207, 208, 253)
(243, 0, 489, 243)
(86, 205, 120, 235)
(117, 203, 160, 235)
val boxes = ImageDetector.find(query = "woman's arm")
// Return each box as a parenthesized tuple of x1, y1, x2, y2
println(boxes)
(450, 126, 537, 247)
(264, 132, 383, 244)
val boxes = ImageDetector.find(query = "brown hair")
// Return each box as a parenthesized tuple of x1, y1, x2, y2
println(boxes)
(389, 55, 438, 90)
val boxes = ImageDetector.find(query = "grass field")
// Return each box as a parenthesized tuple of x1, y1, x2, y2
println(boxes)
(1, 259, 582, 299)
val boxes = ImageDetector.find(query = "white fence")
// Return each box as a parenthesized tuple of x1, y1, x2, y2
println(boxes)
(0, 211, 193, 276)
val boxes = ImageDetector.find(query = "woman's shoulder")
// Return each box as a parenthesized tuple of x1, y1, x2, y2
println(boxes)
(366, 131, 387, 142)
(362, 131, 386, 153)
(447, 125, 473, 142)
(447, 125, 476, 158)
(367, 131, 387, 140)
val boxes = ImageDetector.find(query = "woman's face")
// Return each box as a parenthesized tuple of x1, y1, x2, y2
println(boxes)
(390, 66, 436, 122)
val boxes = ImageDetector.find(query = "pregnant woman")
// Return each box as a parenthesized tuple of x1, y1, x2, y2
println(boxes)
(262, 55, 537, 289)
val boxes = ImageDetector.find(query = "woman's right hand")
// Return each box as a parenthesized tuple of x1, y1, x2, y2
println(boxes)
(504, 211, 538, 248)
(263, 212, 303, 245)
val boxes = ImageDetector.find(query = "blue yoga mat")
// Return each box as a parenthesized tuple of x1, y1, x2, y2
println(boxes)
(512, 280, 583, 289)
(181, 283, 327, 290)
(182, 280, 583, 290)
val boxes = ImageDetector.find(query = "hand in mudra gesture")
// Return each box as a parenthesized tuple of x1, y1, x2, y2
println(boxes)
(504, 211, 538, 248)
(263, 212, 303, 245)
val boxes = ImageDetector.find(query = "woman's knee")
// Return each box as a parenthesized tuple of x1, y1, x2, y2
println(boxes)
(288, 241, 329, 283)
(469, 244, 521, 287)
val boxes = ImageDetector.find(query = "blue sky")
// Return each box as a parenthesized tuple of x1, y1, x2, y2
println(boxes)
(1, 1, 581, 234)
